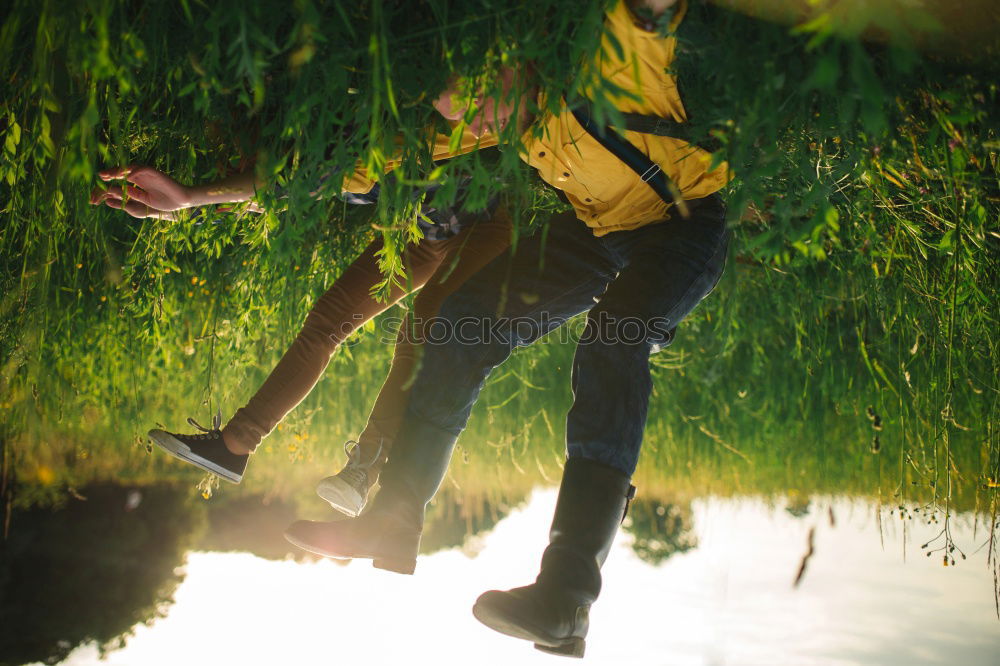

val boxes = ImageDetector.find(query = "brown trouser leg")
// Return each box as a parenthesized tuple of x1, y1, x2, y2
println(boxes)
(223, 237, 450, 453)
(353, 208, 513, 474)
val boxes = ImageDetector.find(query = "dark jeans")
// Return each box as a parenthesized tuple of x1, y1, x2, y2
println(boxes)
(395, 194, 728, 478)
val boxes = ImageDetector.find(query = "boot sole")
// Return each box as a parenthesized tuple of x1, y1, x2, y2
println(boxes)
(148, 429, 243, 484)
(472, 600, 585, 658)
(282, 530, 416, 575)
(315, 478, 365, 517)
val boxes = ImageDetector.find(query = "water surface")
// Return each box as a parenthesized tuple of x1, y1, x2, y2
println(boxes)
(45, 492, 1000, 666)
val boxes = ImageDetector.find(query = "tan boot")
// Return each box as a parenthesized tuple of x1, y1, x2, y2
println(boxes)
(286, 417, 457, 574)
(284, 489, 423, 574)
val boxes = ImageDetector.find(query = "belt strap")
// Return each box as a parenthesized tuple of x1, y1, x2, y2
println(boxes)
(569, 104, 679, 209)
(617, 111, 719, 153)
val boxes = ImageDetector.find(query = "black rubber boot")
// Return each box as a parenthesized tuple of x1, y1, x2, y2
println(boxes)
(284, 416, 457, 574)
(473, 457, 634, 658)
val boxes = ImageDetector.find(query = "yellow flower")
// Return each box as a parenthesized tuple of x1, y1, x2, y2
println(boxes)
(36, 465, 54, 484)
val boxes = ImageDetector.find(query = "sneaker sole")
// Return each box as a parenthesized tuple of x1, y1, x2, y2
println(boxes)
(315, 478, 365, 517)
(148, 429, 243, 484)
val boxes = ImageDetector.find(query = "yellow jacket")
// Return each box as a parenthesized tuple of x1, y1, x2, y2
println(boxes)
(522, 0, 729, 236)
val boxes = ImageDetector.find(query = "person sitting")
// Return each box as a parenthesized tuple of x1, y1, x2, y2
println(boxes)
(284, 0, 730, 656)
(90, 108, 517, 516)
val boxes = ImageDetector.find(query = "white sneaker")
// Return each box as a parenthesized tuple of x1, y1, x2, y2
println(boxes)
(316, 440, 382, 517)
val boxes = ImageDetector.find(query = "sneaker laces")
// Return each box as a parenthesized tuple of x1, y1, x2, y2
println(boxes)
(184, 408, 223, 440)
(338, 439, 383, 490)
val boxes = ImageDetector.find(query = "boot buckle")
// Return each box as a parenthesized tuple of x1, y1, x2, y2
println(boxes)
(621, 484, 637, 523)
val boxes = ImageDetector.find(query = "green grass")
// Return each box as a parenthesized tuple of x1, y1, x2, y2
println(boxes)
(0, 1, 997, 549)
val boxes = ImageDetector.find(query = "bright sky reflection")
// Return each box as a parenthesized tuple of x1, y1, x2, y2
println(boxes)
(55, 492, 999, 666)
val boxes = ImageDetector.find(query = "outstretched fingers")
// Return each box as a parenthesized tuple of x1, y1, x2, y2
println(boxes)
(91, 183, 155, 207)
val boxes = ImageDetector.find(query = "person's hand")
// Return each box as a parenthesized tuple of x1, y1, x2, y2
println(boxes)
(89, 165, 192, 218)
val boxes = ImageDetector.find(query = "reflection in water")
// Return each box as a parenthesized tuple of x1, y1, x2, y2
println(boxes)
(624, 498, 698, 565)
(421, 495, 513, 556)
(195, 492, 514, 560)
(0, 485, 204, 665)
(32, 492, 1000, 666)
(195, 495, 311, 562)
